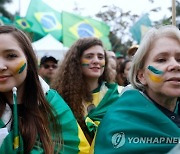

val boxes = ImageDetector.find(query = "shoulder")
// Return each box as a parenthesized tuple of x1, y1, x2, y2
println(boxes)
(45, 89, 71, 114)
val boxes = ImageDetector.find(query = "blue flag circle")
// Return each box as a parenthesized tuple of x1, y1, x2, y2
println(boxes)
(77, 23, 94, 37)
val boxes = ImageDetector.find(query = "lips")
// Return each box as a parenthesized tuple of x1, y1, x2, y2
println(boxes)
(90, 67, 100, 72)
(166, 77, 180, 82)
(0, 75, 11, 82)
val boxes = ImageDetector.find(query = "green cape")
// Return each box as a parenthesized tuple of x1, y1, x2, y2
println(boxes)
(0, 89, 90, 154)
(94, 89, 180, 154)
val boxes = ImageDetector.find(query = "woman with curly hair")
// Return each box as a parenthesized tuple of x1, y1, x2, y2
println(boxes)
(51, 37, 120, 146)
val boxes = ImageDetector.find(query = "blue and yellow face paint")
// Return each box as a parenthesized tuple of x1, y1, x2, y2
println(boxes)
(147, 65, 164, 83)
(81, 58, 105, 68)
(14, 59, 26, 74)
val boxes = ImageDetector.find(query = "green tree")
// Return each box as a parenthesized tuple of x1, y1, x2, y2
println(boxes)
(0, 0, 13, 19)
(96, 5, 139, 54)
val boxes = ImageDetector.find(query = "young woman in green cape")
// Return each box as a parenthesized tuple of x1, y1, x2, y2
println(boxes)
(51, 37, 120, 152)
(94, 25, 180, 153)
(0, 26, 89, 154)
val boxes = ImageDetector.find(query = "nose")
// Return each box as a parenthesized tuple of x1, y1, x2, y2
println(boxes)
(92, 56, 100, 64)
(167, 58, 180, 72)
(0, 65, 7, 71)
(0, 59, 7, 71)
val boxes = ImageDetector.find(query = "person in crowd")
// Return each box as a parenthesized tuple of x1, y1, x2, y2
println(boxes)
(51, 37, 120, 147)
(106, 51, 117, 83)
(116, 59, 132, 86)
(0, 25, 90, 154)
(115, 51, 125, 66)
(38, 55, 58, 85)
(94, 25, 180, 153)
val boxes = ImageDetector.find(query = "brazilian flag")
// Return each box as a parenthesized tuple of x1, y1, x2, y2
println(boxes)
(62, 11, 112, 50)
(130, 14, 152, 44)
(25, 0, 62, 41)
(14, 16, 32, 32)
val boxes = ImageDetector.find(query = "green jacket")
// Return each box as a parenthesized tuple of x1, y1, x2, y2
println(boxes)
(94, 89, 180, 154)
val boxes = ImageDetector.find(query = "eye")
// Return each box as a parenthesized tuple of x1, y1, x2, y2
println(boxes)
(156, 58, 166, 63)
(176, 57, 180, 62)
(6, 53, 18, 59)
(98, 55, 104, 60)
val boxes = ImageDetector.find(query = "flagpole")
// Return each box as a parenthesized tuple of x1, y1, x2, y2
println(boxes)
(18, 0, 21, 16)
(172, 0, 176, 26)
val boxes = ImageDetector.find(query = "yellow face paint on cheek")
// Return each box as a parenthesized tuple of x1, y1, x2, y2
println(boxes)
(148, 72, 163, 83)
(147, 66, 164, 83)
(14, 59, 27, 74)
(100, 60, 105, 67)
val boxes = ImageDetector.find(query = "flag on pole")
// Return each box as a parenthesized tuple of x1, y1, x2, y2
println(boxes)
(26, 0, 62, 41)
(62, 11, 112, 50)
(130, 14, 152, 44)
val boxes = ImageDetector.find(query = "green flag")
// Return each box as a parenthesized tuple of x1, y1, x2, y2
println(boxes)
(14, 16, 32, 32)
(26, 0, 62, 40)
(62, 11, 111, 50)
(130, 14, 152, 44)
(0, 16, 12, 25)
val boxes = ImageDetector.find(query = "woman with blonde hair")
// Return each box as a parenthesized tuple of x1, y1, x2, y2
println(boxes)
(95, 25, 180, 153)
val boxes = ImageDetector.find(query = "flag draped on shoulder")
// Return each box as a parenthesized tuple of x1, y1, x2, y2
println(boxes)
(62, 11, 112, 50)
(25, 0, 62, 41)
(130, 14, 152, 44)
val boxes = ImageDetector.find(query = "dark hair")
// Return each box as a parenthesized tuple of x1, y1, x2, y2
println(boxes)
(0, 26, 61, 153)
(117, 59, 131, 86)
(52, 37, 110, 142)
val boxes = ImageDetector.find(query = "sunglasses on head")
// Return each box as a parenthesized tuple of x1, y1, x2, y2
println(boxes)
(43, 64, 57, 69)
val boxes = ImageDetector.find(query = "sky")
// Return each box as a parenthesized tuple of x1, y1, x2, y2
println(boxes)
(5, 0, 175, 21)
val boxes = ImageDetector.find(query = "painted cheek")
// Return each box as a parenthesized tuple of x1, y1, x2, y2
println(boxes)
(14, 59, 27, 74)
(100, 60, 105, 67)
(147, 65, 164, 83)
(148, 72, 163, 83)
(81, 59, 90, 67)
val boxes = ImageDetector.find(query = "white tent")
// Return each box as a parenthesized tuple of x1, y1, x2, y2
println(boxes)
(32, 34, 68, 61)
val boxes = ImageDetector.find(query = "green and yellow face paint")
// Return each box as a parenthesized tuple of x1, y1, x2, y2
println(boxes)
(81, 58, 105, 68)
(14, 59, 27, 74)
(147, 65, 164, 83)
(81, 58, 90, 67)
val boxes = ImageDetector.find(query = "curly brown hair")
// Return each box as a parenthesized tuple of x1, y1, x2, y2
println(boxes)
(51, 37, 110, 142)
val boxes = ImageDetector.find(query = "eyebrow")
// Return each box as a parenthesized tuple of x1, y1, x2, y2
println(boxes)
(3, 49, 19, 53)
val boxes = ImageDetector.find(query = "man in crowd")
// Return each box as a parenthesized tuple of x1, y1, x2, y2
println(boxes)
(39, 56, 58, 84)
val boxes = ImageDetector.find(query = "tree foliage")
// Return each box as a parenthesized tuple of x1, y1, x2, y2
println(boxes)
(0, 0, 13, 19)
(96, 5, 139, 54)
(94, 2, 177, 55)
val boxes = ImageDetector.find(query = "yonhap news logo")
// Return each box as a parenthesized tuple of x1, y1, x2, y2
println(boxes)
(111, 132, 180, 148)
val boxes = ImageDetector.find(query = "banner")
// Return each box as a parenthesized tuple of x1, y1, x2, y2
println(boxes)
(130, 14, 152, 44)
(26, 0, 62, 40)
(14, 16, 32, 32)
(62, 11, 111, 50)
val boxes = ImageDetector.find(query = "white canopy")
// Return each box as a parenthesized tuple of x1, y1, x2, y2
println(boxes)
(32, 34, 68, 61)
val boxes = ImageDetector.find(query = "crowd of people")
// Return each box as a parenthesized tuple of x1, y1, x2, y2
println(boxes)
(0, 24, 180, 154)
